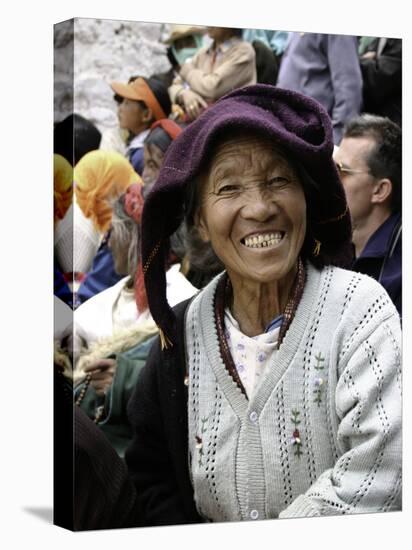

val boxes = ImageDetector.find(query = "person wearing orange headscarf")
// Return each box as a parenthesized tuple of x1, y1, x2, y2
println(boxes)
(74, 150, 142, 306)
(74, 149, 140, 234)
(54, 154, 73, 225)
(54, 153, 74, 307)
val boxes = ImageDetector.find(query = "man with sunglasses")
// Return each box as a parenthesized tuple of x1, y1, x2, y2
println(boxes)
(334, 114, 402, 315)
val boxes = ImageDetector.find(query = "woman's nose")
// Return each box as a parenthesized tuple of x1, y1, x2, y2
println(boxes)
(241, 187, 280, 221)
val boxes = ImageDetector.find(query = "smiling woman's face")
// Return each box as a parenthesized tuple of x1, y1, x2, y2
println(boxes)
(196, 134, 307, 287)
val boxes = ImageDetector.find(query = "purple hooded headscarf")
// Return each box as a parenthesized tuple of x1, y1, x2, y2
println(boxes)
(141, 84, 352, 345)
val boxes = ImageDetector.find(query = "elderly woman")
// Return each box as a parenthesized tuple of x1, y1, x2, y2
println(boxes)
(125, 85, 401, 525)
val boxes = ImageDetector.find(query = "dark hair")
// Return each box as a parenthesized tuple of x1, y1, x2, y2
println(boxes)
(175, 217, 224, 288)
(183, 129, 351, 271)
(54, 113, 102, 166)
(145, 126, 173, 153)
(145, 76, 172, 118)
(343, 114, 402, 213)
(152, 66, 176, 88)
(115, 75, 172, 119)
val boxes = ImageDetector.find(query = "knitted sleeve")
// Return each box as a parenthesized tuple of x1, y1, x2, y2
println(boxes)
(280, 304, 402, 518)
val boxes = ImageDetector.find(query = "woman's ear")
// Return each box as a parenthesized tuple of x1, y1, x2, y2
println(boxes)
(194, 209, 210, 242)
(372, 178, 392, 205)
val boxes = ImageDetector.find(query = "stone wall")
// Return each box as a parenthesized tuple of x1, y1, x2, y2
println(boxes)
(54, 17, 172, 135)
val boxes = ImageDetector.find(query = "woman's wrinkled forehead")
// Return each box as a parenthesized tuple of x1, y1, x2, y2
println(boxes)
(202, 133, 297, 183)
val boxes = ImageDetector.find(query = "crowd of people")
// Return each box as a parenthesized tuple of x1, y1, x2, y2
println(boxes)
(53, 24, 402, 531)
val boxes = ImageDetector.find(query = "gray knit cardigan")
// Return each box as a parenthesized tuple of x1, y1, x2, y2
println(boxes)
(186, 262, 402, 521)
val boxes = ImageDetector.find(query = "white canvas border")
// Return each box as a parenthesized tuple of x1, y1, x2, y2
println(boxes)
(0, 1, 409, 547)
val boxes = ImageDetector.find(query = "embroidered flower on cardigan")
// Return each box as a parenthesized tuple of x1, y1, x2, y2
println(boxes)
(196, 416, 209, 467)
(313, 376, 324, 406)
(291, 409, 303, 457)
(291, 429, 301, 444)
(312, 352, 326, 405)
(314, 351, 325, 370)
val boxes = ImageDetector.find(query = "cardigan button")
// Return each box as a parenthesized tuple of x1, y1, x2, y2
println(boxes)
(249, 411, 258, 423)
(250, 509, 259, 520)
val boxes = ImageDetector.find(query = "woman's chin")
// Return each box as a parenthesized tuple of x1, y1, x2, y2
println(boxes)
(228, 261, 298, 287)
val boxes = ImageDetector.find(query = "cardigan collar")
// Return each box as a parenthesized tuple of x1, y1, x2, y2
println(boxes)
(214, 258, 306, 397)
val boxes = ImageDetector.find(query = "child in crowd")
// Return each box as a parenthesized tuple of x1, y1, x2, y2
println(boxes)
(110, 76, 171, 174)
(169, 26, 256, 122)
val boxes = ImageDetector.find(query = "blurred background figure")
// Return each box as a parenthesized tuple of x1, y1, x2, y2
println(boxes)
(54, 154, 73, 226)
(141, 118, 183, 197)
(54, 153, 76, 382)
(359, 36, 402, 126)
(110, 76, 171, 175)
(74, 150, 142, 306)
(242, 28, 289, 84)
(276, 32, 362, 144)
(242, 28, 289, 59)
(156, 24, 206, 89)
(74, 184, 197, 456)
(334, 114, 401, 315)
(169, 26, 256, 122)
(54, 113, 102, 166)
(73, 119, 197, 457)
(99, 88, 130, 156)
(54, 113, 104, 308)
(54, 153, 74, 307)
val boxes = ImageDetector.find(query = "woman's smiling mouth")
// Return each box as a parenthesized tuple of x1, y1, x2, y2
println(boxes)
(241, 231, 285, 249)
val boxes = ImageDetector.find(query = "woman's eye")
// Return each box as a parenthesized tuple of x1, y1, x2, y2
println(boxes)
(266, 177, 290, 188)
(216, 184, 240, 195)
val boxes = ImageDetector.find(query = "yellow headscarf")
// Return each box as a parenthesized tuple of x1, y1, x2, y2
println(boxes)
(74, 150, 142, 233)
(54, 154, 73, 224)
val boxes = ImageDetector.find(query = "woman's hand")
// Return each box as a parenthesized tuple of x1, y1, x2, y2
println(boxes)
(179, 89, 208, 120)
(83, 358, 116, 396)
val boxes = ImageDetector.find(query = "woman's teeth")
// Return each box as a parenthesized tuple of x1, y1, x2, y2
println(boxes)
(243, 232, 283, 248)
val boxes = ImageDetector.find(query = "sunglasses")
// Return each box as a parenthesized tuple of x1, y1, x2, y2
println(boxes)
(335, 161, 371, 176)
